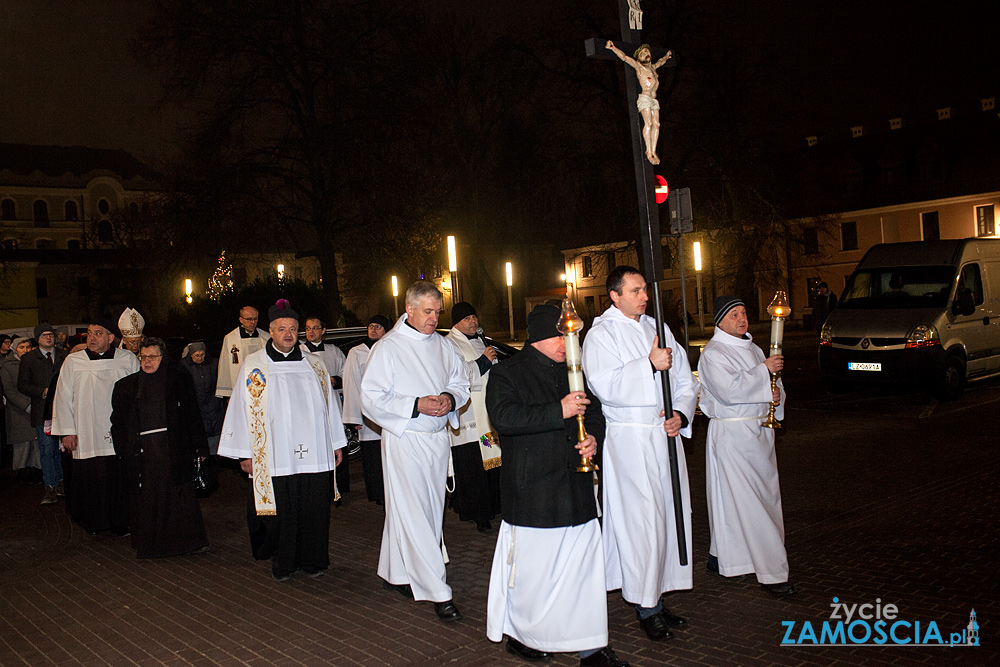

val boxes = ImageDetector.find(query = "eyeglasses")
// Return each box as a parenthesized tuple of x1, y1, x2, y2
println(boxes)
(140, 354, 162, 360)
(305, 326, 324, 332)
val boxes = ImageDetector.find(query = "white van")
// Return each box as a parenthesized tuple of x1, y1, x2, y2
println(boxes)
(819, 238, 1000, 399)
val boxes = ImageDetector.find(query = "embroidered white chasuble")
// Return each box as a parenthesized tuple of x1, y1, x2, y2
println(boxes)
(219, 348, 347, 515)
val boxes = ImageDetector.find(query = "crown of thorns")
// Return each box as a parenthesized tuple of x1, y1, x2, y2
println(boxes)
(633, 43, 651, 59)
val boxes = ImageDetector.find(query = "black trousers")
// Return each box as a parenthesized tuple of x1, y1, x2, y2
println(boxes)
(246, 472, 331, 575)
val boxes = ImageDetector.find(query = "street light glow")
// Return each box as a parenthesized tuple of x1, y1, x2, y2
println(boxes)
(447, 236, 457, 272)
(277, 263, 285, 279)
(391, 275, 398, 297)
(693, 242, 702, 272)
(505, 261, 513, 287)
(184, 278, 193, 304)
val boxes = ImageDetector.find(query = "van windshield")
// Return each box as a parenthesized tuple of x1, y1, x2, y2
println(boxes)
(839, 266, 955, 309)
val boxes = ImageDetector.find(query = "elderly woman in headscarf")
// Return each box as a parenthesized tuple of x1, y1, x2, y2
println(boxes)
(110, 337, 209, 558)
(179, 341, 225, 456)
(2, 336, 41, 480)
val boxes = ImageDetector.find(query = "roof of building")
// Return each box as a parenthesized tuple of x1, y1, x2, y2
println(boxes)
(0, 143, 160, 184)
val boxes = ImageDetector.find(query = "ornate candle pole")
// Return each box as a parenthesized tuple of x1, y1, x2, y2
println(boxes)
(557, 298, 598, 473)
(762, 291, 791, 429)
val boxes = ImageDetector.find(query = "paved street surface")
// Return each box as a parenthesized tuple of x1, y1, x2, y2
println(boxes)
(1, 331, 995, 666)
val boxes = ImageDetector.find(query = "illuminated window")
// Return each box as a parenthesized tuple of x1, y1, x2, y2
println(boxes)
(976, 205, 995, 237)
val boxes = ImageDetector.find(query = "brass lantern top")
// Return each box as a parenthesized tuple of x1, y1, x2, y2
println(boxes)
(556, 298, 584, 334)
(766, 291, 791, 318)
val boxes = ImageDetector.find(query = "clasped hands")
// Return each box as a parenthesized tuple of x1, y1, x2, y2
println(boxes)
(417, 394, 452, 417)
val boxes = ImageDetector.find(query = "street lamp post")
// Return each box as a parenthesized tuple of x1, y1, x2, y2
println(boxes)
(447, 235, 459, 304)
(505, 262, 515, 340)
(693, 241, 705, 334)
(391, 275, 399, 320)
(184, 278, 193, 304)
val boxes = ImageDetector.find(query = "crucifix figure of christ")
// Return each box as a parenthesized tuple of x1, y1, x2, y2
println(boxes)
(585, 0, 687, 566)
(605, 41, 673, 165)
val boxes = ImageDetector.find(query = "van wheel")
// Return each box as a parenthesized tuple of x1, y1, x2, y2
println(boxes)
(935, 355, 966, 401)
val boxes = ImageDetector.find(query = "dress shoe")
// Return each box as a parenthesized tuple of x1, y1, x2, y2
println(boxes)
(188, 545, 211, 555)
(505, 637, 551, 662)
(761, 582, 798, 597)
(381, 579, 413, 598)
(658, 606, 688, 628)
(476, 519, 493, 533)
(111, 527, 131, 537)
(55, 480, 65, 496)
(271, 570, 292, 582)
(434, 600, 462, 622)
(636, 610, 674, 641)
(580, 646, 630, 667)
(300, 567, 325, 578)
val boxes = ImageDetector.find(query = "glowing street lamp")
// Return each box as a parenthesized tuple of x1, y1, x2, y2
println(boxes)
(693, 242, 705, 334)
(505, 262, 515, 340)
(277, 263, 285, 281)
(447, 235, 459, 303)
(184, 278, 193, 304)
(391, 275, 399, 320)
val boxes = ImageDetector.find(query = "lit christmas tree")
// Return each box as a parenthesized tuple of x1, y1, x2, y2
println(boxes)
(208, 250, 234, 301)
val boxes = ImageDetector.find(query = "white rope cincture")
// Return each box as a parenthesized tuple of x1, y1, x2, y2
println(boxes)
(507, 526, 519, 588)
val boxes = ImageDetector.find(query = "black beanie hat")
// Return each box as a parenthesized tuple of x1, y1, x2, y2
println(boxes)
(526, 304, 562, 343)
(451, 301, 477, 324)
(268, 299, 299, 323)
(712, 296, 745, 326)
(368, 314, 391, 330)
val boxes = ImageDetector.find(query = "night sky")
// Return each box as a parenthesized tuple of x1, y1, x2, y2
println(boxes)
(2, 1, 998, 166)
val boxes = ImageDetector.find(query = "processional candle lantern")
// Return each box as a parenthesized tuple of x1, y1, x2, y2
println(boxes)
(762, 291, 790, 429)
(556, 298, 598, 473)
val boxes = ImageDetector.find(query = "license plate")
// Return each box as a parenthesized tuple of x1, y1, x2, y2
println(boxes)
(848, 362, 882, 371)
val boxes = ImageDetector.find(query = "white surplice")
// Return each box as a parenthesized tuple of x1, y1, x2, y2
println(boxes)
(582, 306, 698, 606)
(360, 315, 470, 602)
(487, 520, 608, 653)
(341, 344, 381, 441)
(218, 348, 346, 476)
(301, 342, 347, 407)
(215, 327, 269, 398)
(697, 328, 788, 584)
(51, 349, 139, 459)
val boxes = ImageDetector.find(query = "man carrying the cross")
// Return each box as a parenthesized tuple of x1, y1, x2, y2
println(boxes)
(219, 299, 346, 582)
(605, 41, 672, 165)
(582, 266, 698, 641)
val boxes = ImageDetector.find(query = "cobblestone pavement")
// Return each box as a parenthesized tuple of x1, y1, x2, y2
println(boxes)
(1, 332, 995, 666)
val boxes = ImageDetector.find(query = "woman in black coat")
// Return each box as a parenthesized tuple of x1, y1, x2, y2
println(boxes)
(111, 337, 209, 558)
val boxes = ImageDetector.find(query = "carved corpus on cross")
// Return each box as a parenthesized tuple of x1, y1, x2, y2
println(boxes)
(585, 0, 687, 567)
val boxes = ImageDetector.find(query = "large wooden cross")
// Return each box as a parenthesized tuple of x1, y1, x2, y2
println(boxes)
(586, 0, 688, 567)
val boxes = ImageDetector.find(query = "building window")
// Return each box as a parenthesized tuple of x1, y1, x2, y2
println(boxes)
(921, 211, 940, 241)
(803, 228, 819, 255)
(582, 256, 593, 278)
(98, 198, 110, 215)
(806, 277, 821, 308)
(584, 295, 596, 313)
(976, 205, 995, 237)
(65, 200, 79, 221)
(840, 221, 858, 251)
(1, 199, 15, 220)
(33, 200, 50, 225)
(605, 251, 616, 272)
(77, 276, 90, 297)
(36, 238, 55, 250)
(67, 239, 81, 250)
(36, 277, 48, 299)
(97, 219, 113, 243)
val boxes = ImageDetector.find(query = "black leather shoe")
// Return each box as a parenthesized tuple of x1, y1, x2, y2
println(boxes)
(636, 611, 674, 641)
(300, 567, 325, 578)
(271, 570, 292, 582)
(381, 579, 413, 598)
(434, 600, 462, 622)
(658, 606, 687, 628)
(580, 646, 630, 667)
(505, 637, 551, 662)
(761, 582, 798, 597)
(476, 519, 493, 533)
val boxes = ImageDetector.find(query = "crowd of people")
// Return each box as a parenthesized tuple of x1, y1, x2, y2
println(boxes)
(2, 267, 796, 667)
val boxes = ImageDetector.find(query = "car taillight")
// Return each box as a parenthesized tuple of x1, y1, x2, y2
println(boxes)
(819, 324, 832, 347)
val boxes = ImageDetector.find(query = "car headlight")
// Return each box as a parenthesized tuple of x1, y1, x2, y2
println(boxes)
(819, 323, 832, 346)
(905, 324, 940, 348)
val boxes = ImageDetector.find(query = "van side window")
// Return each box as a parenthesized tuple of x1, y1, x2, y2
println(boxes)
(958, 264, 984, 306)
